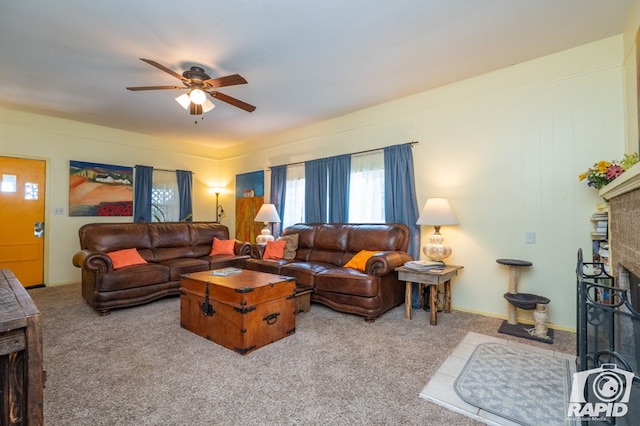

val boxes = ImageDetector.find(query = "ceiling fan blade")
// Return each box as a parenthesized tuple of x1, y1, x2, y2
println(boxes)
(209, 91, 256, 112)
(126, 85, 184, 91)
(203, 74, 248, 89)
(139, 58, 187, 82)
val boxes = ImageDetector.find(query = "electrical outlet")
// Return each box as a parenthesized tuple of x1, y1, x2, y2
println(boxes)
(525, 231, 536, 244)
(54, 207, 64, 215)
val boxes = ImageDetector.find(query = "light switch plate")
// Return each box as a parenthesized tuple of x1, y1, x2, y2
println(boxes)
(525, 231, 536, 244)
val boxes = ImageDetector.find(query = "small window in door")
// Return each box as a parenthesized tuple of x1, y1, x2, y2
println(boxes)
(1, 174, 17, 192)
(25, 182, 39, 200)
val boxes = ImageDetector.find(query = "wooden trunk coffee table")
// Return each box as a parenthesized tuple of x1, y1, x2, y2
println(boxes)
(180, 269, 296, 355)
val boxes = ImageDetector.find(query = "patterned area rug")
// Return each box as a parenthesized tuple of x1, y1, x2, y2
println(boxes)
(454, 342, 571, 425)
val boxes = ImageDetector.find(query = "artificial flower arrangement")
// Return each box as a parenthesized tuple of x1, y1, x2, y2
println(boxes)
(579, 152, 639, 189)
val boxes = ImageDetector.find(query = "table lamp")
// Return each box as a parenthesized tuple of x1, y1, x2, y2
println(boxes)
(254, 204, 281, 244)
(416, 198, 459, 261)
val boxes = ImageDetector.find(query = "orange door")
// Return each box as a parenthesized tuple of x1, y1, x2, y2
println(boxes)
(0, 157, 46, 287)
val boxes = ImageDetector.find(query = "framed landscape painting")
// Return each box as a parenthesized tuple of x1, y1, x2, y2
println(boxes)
(69, 161, 133, 216)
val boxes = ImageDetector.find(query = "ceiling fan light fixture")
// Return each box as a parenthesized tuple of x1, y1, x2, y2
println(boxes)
(202, 99, 215, 113)
(189, 88, 206, 105)
(129, 59, 255, 113)
(175, 93, 191, 110)
(176, 94, 215, 114)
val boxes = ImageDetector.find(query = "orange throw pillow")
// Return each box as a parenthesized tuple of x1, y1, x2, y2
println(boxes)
(263, 240, 287, 260)
(343, 250, 378, 271)
(107, 248, 147, 269)
(210, 237, 235, 255)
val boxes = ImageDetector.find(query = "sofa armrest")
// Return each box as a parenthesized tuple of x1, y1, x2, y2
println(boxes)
(365, 251, 413, 276)
(250, 244, 266, 259)
(234, 240, 252, 256)
(72, 249, 114, 273)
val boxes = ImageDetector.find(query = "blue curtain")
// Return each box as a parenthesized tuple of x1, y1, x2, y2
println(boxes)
(270, 165, 287, 236)
(305, 158, 328, 223)
(176, 170, 193, 222)
(134, 165, 153, 223)
(384, 143, 421, 307)
(327, 154, 351, 222)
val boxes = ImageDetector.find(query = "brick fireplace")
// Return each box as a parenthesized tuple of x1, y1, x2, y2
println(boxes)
(577, 164, 640, 426)
(602, 163, 640, 309)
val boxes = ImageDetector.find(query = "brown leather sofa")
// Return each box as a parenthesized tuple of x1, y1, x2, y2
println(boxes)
(73, 222, 250, 315)
(245, 223, 413, 322)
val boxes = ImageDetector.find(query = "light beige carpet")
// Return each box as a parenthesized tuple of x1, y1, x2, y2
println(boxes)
(28, 283, 576, 426)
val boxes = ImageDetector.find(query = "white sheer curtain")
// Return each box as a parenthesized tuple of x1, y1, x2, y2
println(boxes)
(151, 170, 179, 222)
(348, 151, 385, 223)
(283, 164, 305, 228)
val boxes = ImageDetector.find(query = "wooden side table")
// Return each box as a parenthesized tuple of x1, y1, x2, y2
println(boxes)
(395, 264, 463, 325)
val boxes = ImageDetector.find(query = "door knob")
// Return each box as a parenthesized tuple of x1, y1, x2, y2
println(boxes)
(34, 221, 44, 238)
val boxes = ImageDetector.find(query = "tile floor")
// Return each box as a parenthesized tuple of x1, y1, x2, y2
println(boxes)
(419, 331, 576, 426)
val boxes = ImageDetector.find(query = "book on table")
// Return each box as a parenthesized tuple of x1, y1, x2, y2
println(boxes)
(210, 267, 242, 276)
(403, 260, 445, 272)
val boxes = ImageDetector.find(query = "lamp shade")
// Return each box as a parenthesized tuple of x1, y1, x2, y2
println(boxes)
(254, 204, 280, 223)
(416, 198, 459, 226)
(175, 94, 215, 113)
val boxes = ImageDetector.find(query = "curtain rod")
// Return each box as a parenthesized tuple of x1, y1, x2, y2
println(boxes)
(135, 166, 194, 174)
(267, 141, 419, 170)
(155, 168, 193, 174)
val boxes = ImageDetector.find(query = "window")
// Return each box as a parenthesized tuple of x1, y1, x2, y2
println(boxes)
(348, 151, 385, 223)
(1, 174, 16, 193)
(280, 150, 386, 226)
(24, 182, 39, 200)
(282, 164, 305, 228)
(151, 170, 179, 222)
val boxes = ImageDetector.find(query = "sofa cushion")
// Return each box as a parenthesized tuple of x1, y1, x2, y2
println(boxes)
(149, 223, 190, 248)
(210, 237, 235, 255)
(277, 233, 299, 259)
(96, 263, 170, 292)
(346, 224, 409, 252)
(153, 246, 195, 262)
(244, 258, 290, 274)
(280, 262, 334, 286)
(315, 268, 379, 297)
(107, 248, 148, 269)
(314, 224, 348, 251)
(189, 222, 230, 244)
(79, 223, 152, 252)
(205, 254, 250, 270)
(263, 240, 287, 259)
(158, 258, 210, 281)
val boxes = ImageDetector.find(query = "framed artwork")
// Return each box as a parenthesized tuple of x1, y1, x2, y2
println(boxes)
(235, 170, 264, 242)
(69, 160, 133, 216)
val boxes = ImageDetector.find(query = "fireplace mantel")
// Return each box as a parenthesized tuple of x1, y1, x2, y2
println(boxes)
(599, 162, 640, 200)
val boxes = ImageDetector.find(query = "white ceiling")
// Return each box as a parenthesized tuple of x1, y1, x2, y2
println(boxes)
(0, 1, 633, 150)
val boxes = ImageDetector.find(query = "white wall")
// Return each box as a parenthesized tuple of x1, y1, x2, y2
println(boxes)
(0, 35, 628, 330)
(0, 109, 220, 285)
(221, 36, 627, 330)
(624, 0, 640, 153)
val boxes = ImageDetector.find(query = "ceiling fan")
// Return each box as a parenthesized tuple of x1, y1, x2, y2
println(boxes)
(126, 58, 256, 115)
